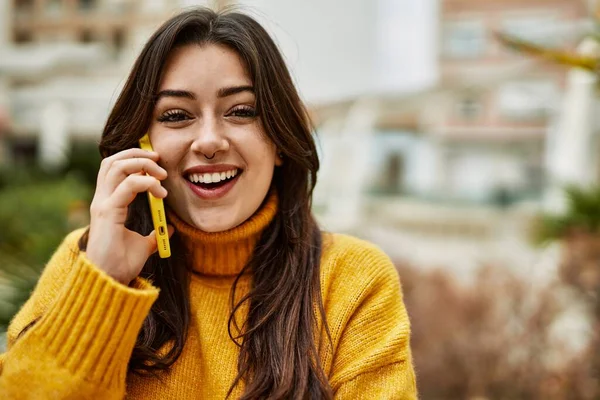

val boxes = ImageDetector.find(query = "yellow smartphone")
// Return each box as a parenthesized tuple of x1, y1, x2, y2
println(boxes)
(139, 133, 171, 258)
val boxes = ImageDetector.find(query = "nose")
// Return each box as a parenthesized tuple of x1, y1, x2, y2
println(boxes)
(190, 116, 229, 158)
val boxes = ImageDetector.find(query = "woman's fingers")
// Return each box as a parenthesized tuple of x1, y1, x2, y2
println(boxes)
(87, 147, 170, 284)
(103, 158, 167, 192)
(98, 148, 159, 181)
(108, 174, 167, 209)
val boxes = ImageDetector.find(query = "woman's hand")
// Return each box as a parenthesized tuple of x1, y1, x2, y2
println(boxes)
(86, 148, 172, 285)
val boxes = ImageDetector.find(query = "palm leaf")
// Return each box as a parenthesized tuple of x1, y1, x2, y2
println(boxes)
(496, 32, 598, 72)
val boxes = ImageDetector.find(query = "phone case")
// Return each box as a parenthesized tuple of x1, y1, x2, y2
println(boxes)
(139, 133, 171, 258)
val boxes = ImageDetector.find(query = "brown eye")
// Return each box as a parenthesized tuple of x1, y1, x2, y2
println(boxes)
(157, 110, 191, 123)
(228, 106, 257, 118)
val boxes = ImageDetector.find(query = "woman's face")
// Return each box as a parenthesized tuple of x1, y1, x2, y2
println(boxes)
(148, 43, 281, 232)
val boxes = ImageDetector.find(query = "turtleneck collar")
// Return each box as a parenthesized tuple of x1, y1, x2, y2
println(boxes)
(166, 191, 278, 277)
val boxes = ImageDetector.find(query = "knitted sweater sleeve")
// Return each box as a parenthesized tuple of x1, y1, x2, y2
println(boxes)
(0, 229, 159, 399)
(326, 237, 417, 399)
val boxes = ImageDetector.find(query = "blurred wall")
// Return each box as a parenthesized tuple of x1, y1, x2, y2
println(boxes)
(236, 0, 437, 103)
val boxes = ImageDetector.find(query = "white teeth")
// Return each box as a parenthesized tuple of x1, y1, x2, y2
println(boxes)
(188, 168, 238, 184)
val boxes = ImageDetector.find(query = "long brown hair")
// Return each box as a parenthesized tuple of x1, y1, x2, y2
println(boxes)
(77, 7, 332, 399)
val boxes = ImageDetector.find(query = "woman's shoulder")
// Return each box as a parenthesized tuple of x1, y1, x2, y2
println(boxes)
(321, 231, 384, 257)
(319, 232, 400, 288)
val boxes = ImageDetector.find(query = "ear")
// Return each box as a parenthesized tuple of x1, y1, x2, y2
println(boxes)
(275, 150, 284, 166)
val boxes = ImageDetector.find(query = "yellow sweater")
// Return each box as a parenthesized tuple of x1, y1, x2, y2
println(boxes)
(0, 194, 417, 399)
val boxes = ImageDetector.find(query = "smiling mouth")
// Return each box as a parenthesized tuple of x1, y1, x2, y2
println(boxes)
(186, 168, 241, 190)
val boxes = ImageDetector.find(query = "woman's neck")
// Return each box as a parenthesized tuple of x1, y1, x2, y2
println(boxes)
(166, 191, 278, 276)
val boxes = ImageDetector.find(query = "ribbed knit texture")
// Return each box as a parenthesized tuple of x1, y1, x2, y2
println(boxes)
(0, 192, 417, 399)
(165, 191, 278, 277)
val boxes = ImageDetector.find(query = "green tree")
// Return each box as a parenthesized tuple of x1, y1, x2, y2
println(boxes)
(0, 171, 92, 349)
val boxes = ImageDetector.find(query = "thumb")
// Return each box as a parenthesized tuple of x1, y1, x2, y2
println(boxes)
(146, 225, 175, 255)
(146, 229, 158, 255)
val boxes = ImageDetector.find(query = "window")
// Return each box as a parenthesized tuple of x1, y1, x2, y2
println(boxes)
(369, 133, 415, 195)
(78, 0, 97, 11)
(15, 0, 34, 12)
(501, 15, 559, 47)
(79, 29, 93, 43)
(455, 93, 483, 121)
(383, 153, 405, 194)
(45, 0, 62, 17)
(14, 30, 33, 44)
(443, 20, 487, 59)
(112, 28, 125, 56)
(497, 81, 558, 120)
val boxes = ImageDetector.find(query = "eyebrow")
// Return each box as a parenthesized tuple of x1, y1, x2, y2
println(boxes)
(155, 85, 255, 102)
(218, 85, 254, 98)
(155, 89, 195, 103)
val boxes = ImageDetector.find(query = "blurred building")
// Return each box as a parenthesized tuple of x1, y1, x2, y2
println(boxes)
(0, 0, 228, 167)
(436, 0, 589, 204)
(0, 0, 593, 273)
(312, 0, 589, 275)
(380, 0, 585, 204)
(0, 0, 433, 168)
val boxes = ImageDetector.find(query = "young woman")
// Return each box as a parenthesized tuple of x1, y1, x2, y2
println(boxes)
(0, 7, 417, 399)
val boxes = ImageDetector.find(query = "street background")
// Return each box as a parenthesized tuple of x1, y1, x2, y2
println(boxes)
(1, 0, 599, 397)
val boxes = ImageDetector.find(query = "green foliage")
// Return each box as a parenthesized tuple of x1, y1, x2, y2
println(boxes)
(0, 173, 92, 332)
(0, 141, 100, 190)
(65, 141, 101, 187)
(533, 185, 600, 245)
(0, 164, 55, 189)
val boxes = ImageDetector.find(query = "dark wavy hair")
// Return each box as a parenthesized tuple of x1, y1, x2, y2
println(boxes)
(77, 7, 332, 400)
